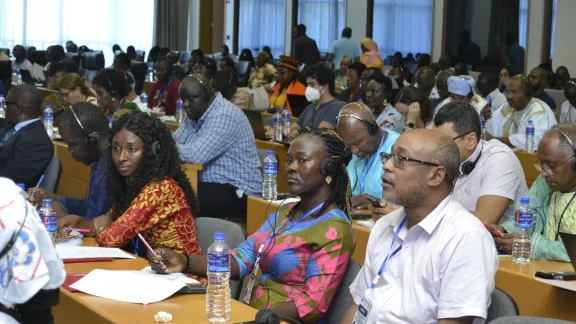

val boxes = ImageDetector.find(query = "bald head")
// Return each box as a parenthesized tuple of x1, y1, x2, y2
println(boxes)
(338, 102, 376, 127)
(6, 85, 43, 117)
(179, 73, 216, 120)
(337, 102, 381, 159)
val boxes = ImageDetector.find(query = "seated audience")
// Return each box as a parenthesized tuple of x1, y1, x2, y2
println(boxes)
(454, 62, 469, 76)
(59, 73, 98, 106)
(0, 85, 53, 188)
(417, 53, 432, 70)
(337, 62, 366, 103)
(194, 57, 217, 80)
(12, 45, 33, 71)
(529, 67, 556, 110)
(328, 27, 361, 68)
(113, 53, 136, 89)
(560, 80, 576, 124)
(292, 24, 320, 65)
(434, 102, 527, 224)
(335, 56, 352, 94)
(476, 72, 508, 112)
(31, 103, 110, 220)
(360, 67, 380, 92)
(487, 75, 557, 151)
(211, 70, 238, 101)
(493, 125, 576, 262)
(58, 112, 204, 279)
(239, 49, 255, 65)
(66, 41, 78, 53)
(554, 66, 570, 90)
(126, 45, 137, 60)
(394, 86, 434, 131)
(364, 71, 404, 133)
(392, 52, 412, 83)
(112, 44, 122, 53)
(500, 65, 517, 94)
(434, 76, 491, 118)
(159, 47, 170, 58)
(42, 61, 79, 118)
(0, 179, 65, 324)
(44, 45, 65, 71)
(150, 128, 354, 324)
(342, 129, 497, 324)
(188, 49, 204, 73)
(148, 45, 160, 63)
(219, 56, 236, 73)
(360, 38, 384, 71)
(287, 65, 343, 137)
(263, 46, 273, 60)
(389, 66, 409, 88)
(338, 103, 399, 207)
(248, 51, 276, 89)
(213, 45, 238, 63)
(414, 66, 440, 107)
(435, 69, 456, 103)
(268, 56, 307, 110)
(92, 68, 139, 123)
(147, 57, 181, 115)
(175, 74, 262, 220)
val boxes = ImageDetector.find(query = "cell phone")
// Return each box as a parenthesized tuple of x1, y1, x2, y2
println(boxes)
(352, 212, 372, 220)
(535, 271, 576, 281)
(365, 196, 381, 208)
(484, 224, 504, 237)
(276, 193, 291, 200)
(176, 284, 207, 294)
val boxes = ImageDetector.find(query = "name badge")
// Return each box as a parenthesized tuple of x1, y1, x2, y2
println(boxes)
(352, 296, 372, 324)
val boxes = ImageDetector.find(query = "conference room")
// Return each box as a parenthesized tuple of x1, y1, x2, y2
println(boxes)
(0, 0, 576, 323)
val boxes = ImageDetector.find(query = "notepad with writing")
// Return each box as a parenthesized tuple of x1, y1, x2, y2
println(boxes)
(56, 245, 136, 261)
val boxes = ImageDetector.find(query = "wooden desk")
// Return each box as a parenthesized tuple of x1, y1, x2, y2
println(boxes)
(246, 197, 369, 265)
(255, 140, 289, 193)
(515, 152, 539, 187)
(38, 87, 57, 98)
(166, 122, 179, 132)
(496, 258, 576, 320)
(54, 238, 260, 324)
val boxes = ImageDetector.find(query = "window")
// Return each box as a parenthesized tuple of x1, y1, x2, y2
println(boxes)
(0, 0, 154, 66)
(238, 0, 286, 59)
(518, 0, 528, 49)
(298, 0, 346, 53)
(371, 0, 433, 57)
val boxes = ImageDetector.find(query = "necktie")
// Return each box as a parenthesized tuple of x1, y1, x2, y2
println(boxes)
(1, 128, 16, 144)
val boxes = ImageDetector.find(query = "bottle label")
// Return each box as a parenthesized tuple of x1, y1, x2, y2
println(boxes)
(43, 213, 57, 232)
(516, 211, 533, 228)
(274, 116, 281, 125)
(480, 121, 486, 129)
(264, 161, 277, 175)
(207, 252, 229, 272)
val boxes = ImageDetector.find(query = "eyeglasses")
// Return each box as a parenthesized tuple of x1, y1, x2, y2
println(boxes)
(534, 156, 574, 176)
(452, 132, 472, 141)
(380, 152, 440, 169)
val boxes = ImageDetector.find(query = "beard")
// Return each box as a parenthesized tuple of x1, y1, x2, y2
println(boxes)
(382, 174, 425, 207)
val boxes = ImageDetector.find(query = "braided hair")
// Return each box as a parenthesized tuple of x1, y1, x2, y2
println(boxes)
(106, 112, 199, 217)
(292, 128, 353, 218)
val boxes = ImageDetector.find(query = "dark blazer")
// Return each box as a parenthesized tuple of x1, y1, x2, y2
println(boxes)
(0, 120, 53, 188)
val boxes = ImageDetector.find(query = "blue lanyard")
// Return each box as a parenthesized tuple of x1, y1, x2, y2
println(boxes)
(132, 237, 139, 255)
(370, 216, 407, 289)
(159, 78, 174, 101)
(360, 133, 387, 193)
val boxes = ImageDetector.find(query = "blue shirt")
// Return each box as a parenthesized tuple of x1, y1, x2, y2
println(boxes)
(347, 131, 400, 198)
(14, 118, 41, 133)
(174, 93, 263, 197)
(329, 38, 361, 69)
(58, 153, 109, 220)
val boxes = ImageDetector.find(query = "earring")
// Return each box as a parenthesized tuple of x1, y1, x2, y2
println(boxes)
(325, 176, 332, 184)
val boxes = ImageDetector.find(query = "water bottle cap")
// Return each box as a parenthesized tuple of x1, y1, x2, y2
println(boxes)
(16, 183, 25, 191)
(46, 104, 52, 109)
(520, 197, 529, 204)
(42, 199, 53, 206)
(267, 150, 274, 156)
(528, 120, 533, 124)
(214, 232, 226, 240)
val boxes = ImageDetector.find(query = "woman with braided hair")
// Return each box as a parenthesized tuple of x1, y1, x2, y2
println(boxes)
(147, 127, 355, 323)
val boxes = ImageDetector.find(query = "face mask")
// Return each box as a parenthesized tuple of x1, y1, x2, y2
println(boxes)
(305, 86, 321, 102)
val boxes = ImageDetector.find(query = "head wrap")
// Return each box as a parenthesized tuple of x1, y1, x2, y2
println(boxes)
(448, 75, 474, 96)
(278, 55, 301, 72)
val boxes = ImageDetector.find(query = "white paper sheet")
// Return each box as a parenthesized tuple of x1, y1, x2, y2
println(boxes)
(70, 269, 184, 304)
(357, 220, 375, 229)
(32, 63, 45, 81)
(139, 266, 199, 284)
(535, 278, 576, 292)
(55, 230, 83, 247)
(55, 245, 136, 260)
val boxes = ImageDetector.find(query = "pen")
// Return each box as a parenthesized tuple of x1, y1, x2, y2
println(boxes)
(64, 227, 92, 233)
(30, 174, 45, 201)
(137, 233, 166, 268)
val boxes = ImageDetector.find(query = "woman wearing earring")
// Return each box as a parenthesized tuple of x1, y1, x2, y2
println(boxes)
(364, 71, 404, 133)
(92, 68, 139, 124)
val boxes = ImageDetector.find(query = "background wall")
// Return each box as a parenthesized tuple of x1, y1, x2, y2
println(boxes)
(345, 0, 368, 45)
(552, 0, 575, 73)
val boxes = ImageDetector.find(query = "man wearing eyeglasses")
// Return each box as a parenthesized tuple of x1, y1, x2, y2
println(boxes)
(342, 129, 497, 324)
(434, 101, 527, 225)
(490, 125, 576, 262)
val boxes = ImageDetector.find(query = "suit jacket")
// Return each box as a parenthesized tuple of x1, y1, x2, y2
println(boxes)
(0, 120, 54, 188)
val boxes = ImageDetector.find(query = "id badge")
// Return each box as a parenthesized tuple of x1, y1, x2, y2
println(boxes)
(243, 258, 261, 304)
(352, 296, 372, 324)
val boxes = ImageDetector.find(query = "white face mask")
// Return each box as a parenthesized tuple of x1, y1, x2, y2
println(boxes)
(305, 86, 322, 102)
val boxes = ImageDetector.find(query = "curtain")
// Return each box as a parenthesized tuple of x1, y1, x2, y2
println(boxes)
(518, 0, 529, 49)
(298, 0, 345, 53)
(0, 0, 154, 67)
(155, 0, 189, 51)
(238, 0, 286, 58)
(372, 0, 433, 57)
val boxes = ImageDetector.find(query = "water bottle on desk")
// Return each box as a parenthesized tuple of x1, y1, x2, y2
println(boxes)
(282, 107, 291, 138)
(44, 104, 54, 139)
(39, 199, 58, 243)
(17, 71, 22, 85)
(12, 72, 17, 85)
(526, 120, 535, 153)
(175, 99, 184, 124)
(273, 110, 282, 141)
(480, 114, 487, 141)
(262, 151, 278, 201)
(148, 67, 154, 82)
(512, 197, 533, 264)
(0, 95, 5, 118)
(206, 232, 231, 323)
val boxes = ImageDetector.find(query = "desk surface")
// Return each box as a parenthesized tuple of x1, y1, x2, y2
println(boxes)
(54, 238, 260, 324)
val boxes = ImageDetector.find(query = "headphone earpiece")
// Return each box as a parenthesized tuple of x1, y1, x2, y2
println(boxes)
(365, 121, 379, 135)
(151, 141, 160, 157)
(86, 132, 100, 146)
(460, 150, 482, 176)
(320, 158, 337, 177)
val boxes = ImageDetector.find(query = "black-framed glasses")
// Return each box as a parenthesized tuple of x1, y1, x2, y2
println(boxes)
(380, 152, 440, 168)
(452, 132, 472, 141)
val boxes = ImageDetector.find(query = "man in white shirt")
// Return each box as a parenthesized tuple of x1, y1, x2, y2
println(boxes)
(434, 101, 528, 224)
(476, 72, 507, 112)
(560, 80, 576, 124)
(12, 45, 33, 71)
(487, 75, 557, 151)
(341, 129, 498, 324)
(434, 75, 491, 118)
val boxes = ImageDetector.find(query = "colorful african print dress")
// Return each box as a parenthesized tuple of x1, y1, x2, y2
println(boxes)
(231, 206, 355, 324)
(110, 102, 139, 123)
(95, 177, 204, 283)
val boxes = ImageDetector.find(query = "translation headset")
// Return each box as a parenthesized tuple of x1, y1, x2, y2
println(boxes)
(460, 146, 483, 176)
(553, 128, 576, 240)
(556, 128, 576, 172)
(70, 106, 100, 146)
(190, 74, 211, 101)
(337, 113, 379, 135)
(122, 112, 161, 157)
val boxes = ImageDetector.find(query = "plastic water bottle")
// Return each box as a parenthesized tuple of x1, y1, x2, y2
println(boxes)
(44, 105, 54, 139)
(39, 199, 58, 243)
(526, 120, 535, 153)
(480, 114, 487, 141)
(0, 95, 5, 119)
(282, 107, 291, 138)
(16, 183, 29, 200)
(206, 232, 231, 323)
(512, 197, 533, 264)
(273, 110, 282, 141)
(17, 71, 22, 85)
(148, 67, 154, 82)
(262, 151, 278, 201)
(176, 98, 184, 124)
(141, 91, 148, 106)
(12, 72, 17, 85)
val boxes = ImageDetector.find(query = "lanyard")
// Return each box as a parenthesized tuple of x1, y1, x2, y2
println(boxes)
(369, 216, 407, 290)
(159, 78, 174, 102)
(360, 133, 387, 194)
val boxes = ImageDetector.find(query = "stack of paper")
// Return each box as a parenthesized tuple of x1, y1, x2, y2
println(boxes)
(70, 269, 184, 304)
(357, 220, 375, 229)
(56, 245, 136, 260)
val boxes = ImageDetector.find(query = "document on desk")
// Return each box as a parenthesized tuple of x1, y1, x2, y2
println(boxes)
(70, 269, 185, 304)
(31, 63, 45, 81)
(536, 278, 576, 292)
(357, 220, 375, 229)
(140, 266, 200, 284)
(56, 245, 136, 260)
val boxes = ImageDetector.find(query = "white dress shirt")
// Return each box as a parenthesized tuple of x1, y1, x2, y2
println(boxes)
(560, 100, 576, 124)
(350, 196, 498, 324)
(434, 94, 487, 116)
(454, 139, 528, 224)
(12, 59, 33, 71)
(486, 88, 507, 112)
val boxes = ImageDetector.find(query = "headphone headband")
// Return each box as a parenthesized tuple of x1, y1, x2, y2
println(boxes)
(69, 106, 100, 146)
(337, 113, 379, 135)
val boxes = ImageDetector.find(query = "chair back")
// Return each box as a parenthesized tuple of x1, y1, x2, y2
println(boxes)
(29, 50, 47, 66)
(405, 63, 418, 75)
(135, 50, 146, 62)
(515, 151, 539, 187)
(544, 88, 566, 111)
(39, 156, 62, 193)
(130, 60, 147, 95)
(236, 61, 252, 87)
(0, 48, 10, 57)
(23, 46, 36, 58)
(0, 61, 11, 79)
(272, 58, 280, 67)
(64, 52, 81, 67)
(324, 260, 362, 324)
(487, 287, 519, 322)
(81, 51, 105, 71)
(173, 65, 186, 81)
(489, 316, 575, 324)
(179, 51, 191, 65)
